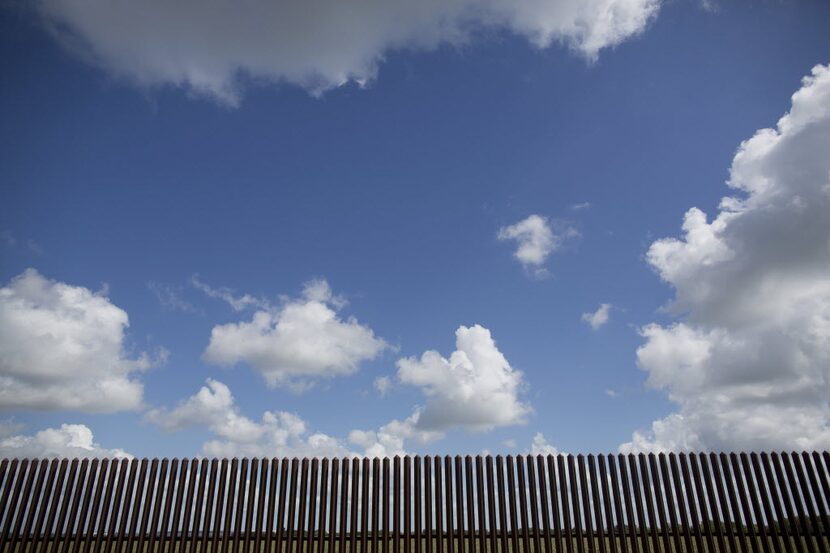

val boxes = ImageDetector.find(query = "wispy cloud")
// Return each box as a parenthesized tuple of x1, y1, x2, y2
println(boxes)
(148, 281, 198, 313)
(581, 303, 612, 330)
(191, 274, 268, 311)
(1, 231, 43, 254)
(373, 376, 392, 397)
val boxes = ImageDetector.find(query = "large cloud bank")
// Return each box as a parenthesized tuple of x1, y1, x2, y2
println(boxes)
(623, 65, 830, 452)
(34, 0, 659, 105)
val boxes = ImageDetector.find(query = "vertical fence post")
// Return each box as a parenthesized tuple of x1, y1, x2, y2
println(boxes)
(415, 456, 423, 553)
(328, 458, 340, 553)
(588, 455, 608, 553)
(309, 458, 321, 553)
(286, 458, 301, 553)
(446, 456, 456, 553)
(318, 458, 331, 553)
(374, 458, 381, 553)
(425, 456, 433, 553)
(255, 458, 269, 553)
(297, 458, 311, 553)
(465, 456, 477, 553)
(597, 455, 618, 553)
(475, 456, 488, 553)
(362, 457, 370, 553)
(382, 458, 390, 553)
(434, 456, 443, 553)
(576, 456, 594, 553)
(496, 456, 509, 553)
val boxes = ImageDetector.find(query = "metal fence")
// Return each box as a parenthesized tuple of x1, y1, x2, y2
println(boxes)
(0, 452, 828, 552)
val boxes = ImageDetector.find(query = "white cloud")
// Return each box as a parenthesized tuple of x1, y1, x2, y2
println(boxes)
(348, 412, 439, 458)
(570, 202, 592, 211)
(146, 378, 265, 441)
(148, 281, 197, 313)
(203, 279, 389, 391)
(156, 330, 528, 458)
(581, 303, 612, 330)
(32, 0, 660, 105)
(374, 375, 393, 397)
(622, 65, 830, 453)
(499, 215, 556, 266)
(0, 269, 159, 412)
(0, 424, 131, 458)
(397, 324, 531, 432)
(351, 325, 531, 455)
(529, 432, 559, 455)
(147, 379, 351, 458)
(498, 215, 577, 277)
(191, 274, 267, 312)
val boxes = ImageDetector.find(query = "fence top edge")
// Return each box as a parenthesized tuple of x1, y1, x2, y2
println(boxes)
(0, 450, 827, 464)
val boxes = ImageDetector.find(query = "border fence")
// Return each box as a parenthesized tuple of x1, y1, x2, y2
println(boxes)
(0, 452, 828, 552)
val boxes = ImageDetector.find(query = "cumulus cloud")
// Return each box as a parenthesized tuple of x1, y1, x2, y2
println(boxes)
(203, 279, 389, 391)
(499, 215, 556, 266)
(147, 379, 350, 458)
(582, 303, 612, 330)
(0, 424, 131, 458)
(529, 432, 560, 455)
(146, 378, 265, 440)
(31, 0, 660, 105)
(397, 324, 531, 432)
(622, 65, 830, 453)
(498, 215, 576, 277)
(348, 412, 440, 458)
(155, 326, 531, 457)
(350, 325, 531, 455)
(0, 269, 159, 412)
(150, 378, 438, 457)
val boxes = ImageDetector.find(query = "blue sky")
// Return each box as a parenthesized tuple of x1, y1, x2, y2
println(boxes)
(1, 0, 829, 459)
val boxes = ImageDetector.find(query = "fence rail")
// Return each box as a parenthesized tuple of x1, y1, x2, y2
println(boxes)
(0, 452, 828, 552)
